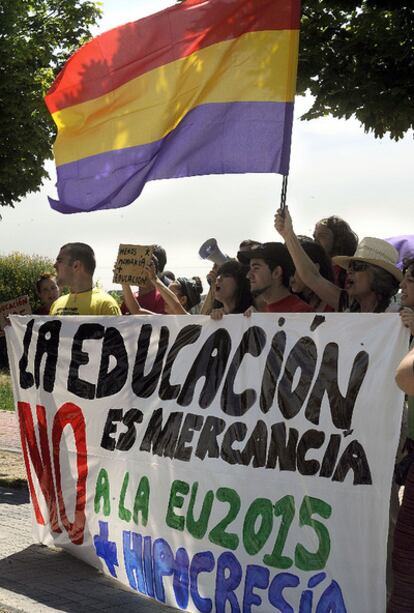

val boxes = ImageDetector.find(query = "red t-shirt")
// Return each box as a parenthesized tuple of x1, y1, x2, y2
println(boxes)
(266, 295, 313, 313)
(120, 288, 165, 314)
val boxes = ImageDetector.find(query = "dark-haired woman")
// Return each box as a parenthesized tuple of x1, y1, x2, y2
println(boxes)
(313, 215, 358, 257)
(210, 260, 253, 319)
(313, 215, 358, 287)
(167, 276, 203, 313)
(34, 273, 60, 314)
(290, 237, 335, 312)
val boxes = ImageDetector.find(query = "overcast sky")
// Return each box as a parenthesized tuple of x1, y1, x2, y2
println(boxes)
(1, 0, 413, 289)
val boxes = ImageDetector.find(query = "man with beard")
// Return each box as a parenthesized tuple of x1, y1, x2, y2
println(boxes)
(239, 242, 312, 312)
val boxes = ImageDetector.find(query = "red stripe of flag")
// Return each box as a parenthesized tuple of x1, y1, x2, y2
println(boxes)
(45, 0, 300, 114)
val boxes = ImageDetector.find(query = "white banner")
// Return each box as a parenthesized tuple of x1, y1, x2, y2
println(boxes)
(5, 313, 409, 612)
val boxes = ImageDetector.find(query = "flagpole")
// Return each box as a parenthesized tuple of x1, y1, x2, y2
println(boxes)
(280, 174, 288, 213)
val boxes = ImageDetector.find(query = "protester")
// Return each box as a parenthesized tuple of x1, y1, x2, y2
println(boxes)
(50, 243, 121, 315)
(291, 237, 335, 311)
(161, 276, 203, 314)
(201, 239, 261, 316)
(389, 257, 414, 612)
(34, 273, 60, 314)
(237, 240, 266, 311)
(210, 260, 253, 319)
(122, 263, 202, 315)
(238, 242, 312, 313)
(313, 215, 358, 257)
(172, 276, 203, 312)
(313, 215, 358, 287)
(275, 207, 401, 312)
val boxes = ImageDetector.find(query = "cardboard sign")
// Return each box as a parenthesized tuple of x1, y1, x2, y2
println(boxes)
(0, 295, 31, 336)
(5, 313, 410, 612)
(113, 244, 153, 286)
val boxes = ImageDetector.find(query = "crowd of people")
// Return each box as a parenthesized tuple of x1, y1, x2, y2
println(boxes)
(13, 210, 414, 611)
(33, 211, 411, 323)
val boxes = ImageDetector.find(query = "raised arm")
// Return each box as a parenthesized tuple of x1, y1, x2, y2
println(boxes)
(121, 284, 153, 315)
(274, 207, 342, 311)
(396, 346, 414, 395)
(153, 277, 187, 314)
(200, 266, 217, 315)
(144, 264, 187, 315)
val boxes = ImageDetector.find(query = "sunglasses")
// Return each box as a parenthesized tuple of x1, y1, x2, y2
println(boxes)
(348, 260, 370, 272)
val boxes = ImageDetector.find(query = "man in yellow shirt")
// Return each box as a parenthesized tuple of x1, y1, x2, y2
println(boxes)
(50, 243, 120, 316)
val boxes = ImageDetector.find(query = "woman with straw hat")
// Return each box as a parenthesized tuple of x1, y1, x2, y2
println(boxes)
(274, 207, 401, 313)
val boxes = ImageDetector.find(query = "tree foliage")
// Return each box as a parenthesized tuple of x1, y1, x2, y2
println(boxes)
(0, 251, 55, 311)
(298, 0, 414, 140)
(0, 0, 101, 208)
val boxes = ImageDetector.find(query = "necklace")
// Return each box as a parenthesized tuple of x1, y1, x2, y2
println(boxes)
(74, 287, 93, 295)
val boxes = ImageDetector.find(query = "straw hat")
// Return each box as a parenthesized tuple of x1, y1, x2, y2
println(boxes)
(332, 237, 402, 282)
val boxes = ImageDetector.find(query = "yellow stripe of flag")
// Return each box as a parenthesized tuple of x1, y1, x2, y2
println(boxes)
(53, 30, 299, 166)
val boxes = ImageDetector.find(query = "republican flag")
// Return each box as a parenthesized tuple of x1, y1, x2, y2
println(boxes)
(45, 0, 301, 214)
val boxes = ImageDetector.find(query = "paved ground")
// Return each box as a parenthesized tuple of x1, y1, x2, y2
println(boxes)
(0, 485, 182, 613)
(0, 411, 179, 612)
(0, 412, 20, 452)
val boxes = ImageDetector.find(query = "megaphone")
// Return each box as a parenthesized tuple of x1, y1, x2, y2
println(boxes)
(198, 238, 230, 266)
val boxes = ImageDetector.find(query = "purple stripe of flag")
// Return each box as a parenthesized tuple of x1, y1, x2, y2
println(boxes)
(50, 101, 294, 214)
